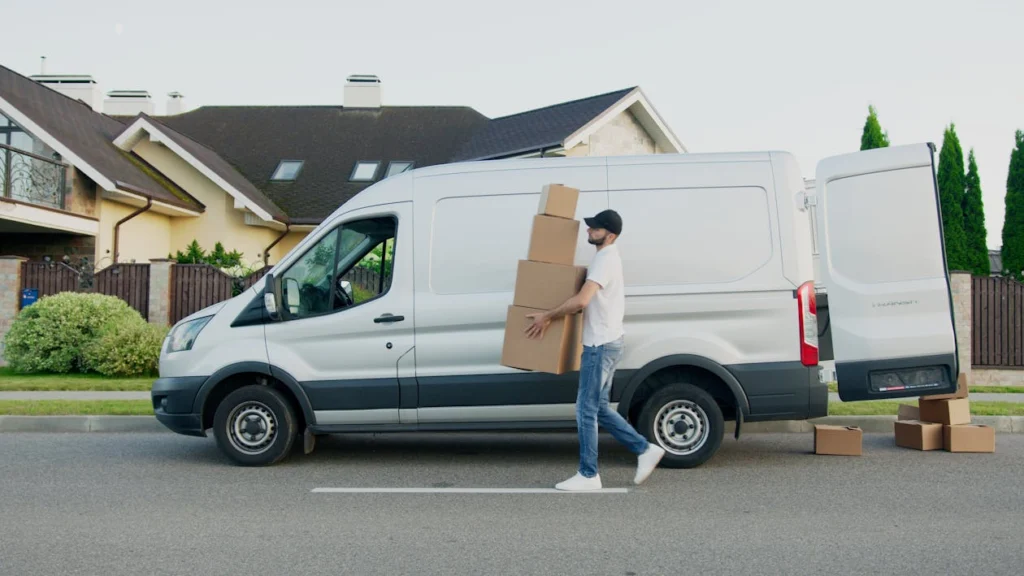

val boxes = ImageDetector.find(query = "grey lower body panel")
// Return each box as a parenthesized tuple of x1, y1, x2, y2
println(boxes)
(726, 361, 823, 422)
(836, 353, 956, 402)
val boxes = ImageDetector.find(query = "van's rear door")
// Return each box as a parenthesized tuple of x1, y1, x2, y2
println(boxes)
(815, 143, 958, 401)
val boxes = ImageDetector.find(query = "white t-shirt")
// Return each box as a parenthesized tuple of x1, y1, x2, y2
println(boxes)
(583, 244, 625, 347)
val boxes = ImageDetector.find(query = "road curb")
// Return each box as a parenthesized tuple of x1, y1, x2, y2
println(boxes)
(1, 415, 1023, 434)
(0, 415, 166, 433)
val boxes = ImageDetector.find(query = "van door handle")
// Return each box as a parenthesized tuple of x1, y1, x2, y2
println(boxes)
(374, 314, 405, 324)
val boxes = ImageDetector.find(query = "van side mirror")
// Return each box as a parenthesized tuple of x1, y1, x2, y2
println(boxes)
(263, 273, 280, 321)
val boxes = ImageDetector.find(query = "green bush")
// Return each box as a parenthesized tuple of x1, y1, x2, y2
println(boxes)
(3, 293, 147, 374)
(83, 322, 168, 377)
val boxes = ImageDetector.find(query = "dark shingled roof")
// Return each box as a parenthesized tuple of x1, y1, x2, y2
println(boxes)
(0, 64, 201, 211)
(129, 113, 288, 222)
(157, 106, 489, 222)
(450, 87, 635, 161)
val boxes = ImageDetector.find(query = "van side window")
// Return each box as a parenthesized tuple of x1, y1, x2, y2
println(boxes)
(278, 217, 397, 320)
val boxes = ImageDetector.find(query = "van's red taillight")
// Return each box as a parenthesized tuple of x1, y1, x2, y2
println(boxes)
(797, 281, 819, 366)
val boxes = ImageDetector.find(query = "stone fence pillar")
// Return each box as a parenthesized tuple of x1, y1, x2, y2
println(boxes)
(149, 259, 174, 327)
(950, 271, 972, 383)
(0, 256, 27, 365)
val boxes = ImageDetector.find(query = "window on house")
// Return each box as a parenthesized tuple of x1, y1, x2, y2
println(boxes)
(350, 161, 380, 182)
(385, 161, 414, 178)
(270, 160, 303, 181)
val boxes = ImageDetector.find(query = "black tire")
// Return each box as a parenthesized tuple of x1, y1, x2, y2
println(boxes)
(637, 382, 725, 469)
(213, 385, 297, 466)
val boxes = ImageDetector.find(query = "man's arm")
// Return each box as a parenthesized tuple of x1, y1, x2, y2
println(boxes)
(524, 280, 601, 339)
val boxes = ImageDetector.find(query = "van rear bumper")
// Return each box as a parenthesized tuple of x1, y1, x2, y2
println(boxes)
(152, 376, 207, 437)
(728, 362, 827, 422)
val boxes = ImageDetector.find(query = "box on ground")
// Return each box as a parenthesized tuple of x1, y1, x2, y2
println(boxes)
(512, 260, 586, 310)
(921, 372, 969, 401)
(944, 425, 995, 453)
(814, 425, 863, 456)
(500, 305, 582, 375)
(894, 420, 943, 451)
(897, 404, 920, 421)
(527, 215, 579, 266)
(919, 397, 970, 426)
(538, 184, 579, 219)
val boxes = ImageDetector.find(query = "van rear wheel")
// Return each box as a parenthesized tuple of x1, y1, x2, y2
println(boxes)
(637, 383, 724, 469)
(213, 385, 297, 466)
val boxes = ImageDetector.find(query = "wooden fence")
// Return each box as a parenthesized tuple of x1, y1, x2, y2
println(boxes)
(972, 276, 1024, 368)
(20, 262, 150, 319)
(169, 265, 269, 324)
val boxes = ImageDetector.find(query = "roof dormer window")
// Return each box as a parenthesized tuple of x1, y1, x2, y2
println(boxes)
(270, 160, 303, 181)
(350, 161, 380, 182)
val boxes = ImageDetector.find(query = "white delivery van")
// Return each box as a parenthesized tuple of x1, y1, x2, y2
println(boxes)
(153, 143, 959, 467)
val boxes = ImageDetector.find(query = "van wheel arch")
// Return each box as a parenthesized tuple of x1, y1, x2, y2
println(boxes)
(194, 363, 314, 432)
(618, 356, 749, 436)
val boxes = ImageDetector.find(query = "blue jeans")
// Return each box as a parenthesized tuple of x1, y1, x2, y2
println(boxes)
(576, 337, 649, 478)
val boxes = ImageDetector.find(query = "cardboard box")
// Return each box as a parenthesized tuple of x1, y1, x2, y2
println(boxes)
(918, 397, 971, 426)
(538, 184, 580, 219)
(897, 404, 921, 421)
(813, 425, 863, 456)
(500, 305, 583, 375)
(894, 420, 943, 451)
(527, 215, 580, 266)
(921, 372, 969, 401)
(512, 260, 587, 310)
(944, 424, 995, 453)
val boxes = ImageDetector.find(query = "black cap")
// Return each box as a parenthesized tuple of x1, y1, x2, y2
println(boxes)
(584, 209, 623, 235)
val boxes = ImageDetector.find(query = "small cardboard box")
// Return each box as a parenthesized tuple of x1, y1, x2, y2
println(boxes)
(944, 424, 995, 453)
(527, 215, 580, 266)
(921, 372, 969, 401)
(538, 184, 580, 219)
(918, 397, 971, 426)
(814, 425, 863, 456)
(512, 260, 587, 310)
(897, 404, 921, 421)
(894, 420, 943, 451)
(500, 305, 583, 375)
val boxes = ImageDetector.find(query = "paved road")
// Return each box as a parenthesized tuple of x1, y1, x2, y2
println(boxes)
(4, 390, 1024, 403)
(0, 432, 1021, 575)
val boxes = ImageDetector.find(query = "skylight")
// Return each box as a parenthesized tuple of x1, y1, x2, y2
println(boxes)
(386, 161, 414, 178)
(271, 160, 303, 181)
(351, 161, 380, 182)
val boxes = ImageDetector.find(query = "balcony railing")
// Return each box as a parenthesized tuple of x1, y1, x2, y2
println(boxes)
(0, 142, 67, 211)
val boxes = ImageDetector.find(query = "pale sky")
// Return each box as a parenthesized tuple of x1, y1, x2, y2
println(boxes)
(6, 0, 1022, 248)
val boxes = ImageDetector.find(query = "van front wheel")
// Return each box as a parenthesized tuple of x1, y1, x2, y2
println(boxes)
(213, 385, 297, 466)
(637, 383, 724, 469)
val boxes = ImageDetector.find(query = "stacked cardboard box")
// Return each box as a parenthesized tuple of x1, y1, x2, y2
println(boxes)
(895, 373, 995, 453)
(500, 184, 586, 375)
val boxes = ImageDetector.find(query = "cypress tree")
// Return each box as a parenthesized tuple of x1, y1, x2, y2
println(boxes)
(937, 124, 969, 270)
(860, 105, 891, 150)
(1002, 130, 1024, 279)
(962, 149, 990, 275)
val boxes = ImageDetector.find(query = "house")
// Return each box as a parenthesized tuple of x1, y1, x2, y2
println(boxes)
(0, 63, 684, 270)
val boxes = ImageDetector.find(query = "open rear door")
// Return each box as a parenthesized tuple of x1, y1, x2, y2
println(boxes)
(815, 143, 958, 401)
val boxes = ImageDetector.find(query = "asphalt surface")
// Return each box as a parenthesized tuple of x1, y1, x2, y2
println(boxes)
(1, 432, 1022, 575)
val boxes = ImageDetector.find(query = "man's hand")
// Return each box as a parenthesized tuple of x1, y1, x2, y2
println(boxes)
(524, 312, 551, 339)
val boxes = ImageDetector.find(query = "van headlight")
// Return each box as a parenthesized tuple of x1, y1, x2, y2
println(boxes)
(166, 316, 212, 353)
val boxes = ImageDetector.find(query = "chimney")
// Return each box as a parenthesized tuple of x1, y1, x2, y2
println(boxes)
(344, 74, 382, 109)
(166, 92, 185, 115)
(31, 74, 102, 111)
(104, 90, 155, 116)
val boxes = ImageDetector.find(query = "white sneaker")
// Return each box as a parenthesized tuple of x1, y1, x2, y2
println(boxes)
(634, 444, 665, 485)
(555, 472, 602, 491)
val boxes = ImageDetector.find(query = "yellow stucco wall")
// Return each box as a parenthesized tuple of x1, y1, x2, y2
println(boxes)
(269, 231, 310, 263)
(132, 139, 281, 268)
(96, 199, 172, 266)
